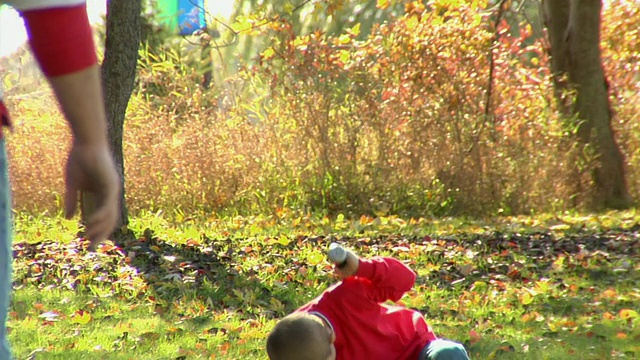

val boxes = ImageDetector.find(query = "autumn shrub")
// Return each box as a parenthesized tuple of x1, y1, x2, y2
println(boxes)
(5, 94, 70, 214)
(601, 1, 640, 200)
(124, 43, 270, 214)
(246, 1, 579, 216)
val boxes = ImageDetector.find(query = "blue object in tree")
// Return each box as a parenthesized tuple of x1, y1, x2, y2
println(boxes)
(158, 0, 206, 35)
(177, 0, 206, 35)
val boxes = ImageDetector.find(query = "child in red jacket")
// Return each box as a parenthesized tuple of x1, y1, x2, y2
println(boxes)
(266, 248, 470, 360)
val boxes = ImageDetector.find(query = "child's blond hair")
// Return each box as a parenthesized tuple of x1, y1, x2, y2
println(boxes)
(266, 313, 331, 360)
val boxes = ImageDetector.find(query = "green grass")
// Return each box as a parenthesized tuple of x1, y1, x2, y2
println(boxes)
(8, 210, 640, 359)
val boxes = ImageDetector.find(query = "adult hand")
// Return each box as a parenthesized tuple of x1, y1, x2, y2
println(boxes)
(334, 251, 360, 279)
(64, 142, 120, 250)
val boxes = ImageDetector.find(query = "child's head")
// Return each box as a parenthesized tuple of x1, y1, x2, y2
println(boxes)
(266, 313, 336, 360)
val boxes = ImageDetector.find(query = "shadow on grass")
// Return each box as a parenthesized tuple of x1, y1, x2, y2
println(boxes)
(12, 227, 266, 319)
(409, 228, 640, 293)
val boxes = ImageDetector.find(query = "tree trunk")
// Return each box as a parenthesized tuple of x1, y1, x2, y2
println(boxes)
(82, 0, 141, 236)
(542, 0, 631, 209)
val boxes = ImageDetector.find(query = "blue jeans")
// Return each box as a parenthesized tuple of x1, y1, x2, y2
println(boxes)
(0, 139, 12, 360)
(419, 339, 470, 360)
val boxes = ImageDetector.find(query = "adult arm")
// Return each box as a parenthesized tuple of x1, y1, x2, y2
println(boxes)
(17, 3, 120, 246)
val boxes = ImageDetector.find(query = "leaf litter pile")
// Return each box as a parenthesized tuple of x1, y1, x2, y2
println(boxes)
(11, 223, 640, 358)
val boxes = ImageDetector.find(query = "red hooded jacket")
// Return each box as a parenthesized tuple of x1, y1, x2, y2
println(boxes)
(297, 257, 438, 360)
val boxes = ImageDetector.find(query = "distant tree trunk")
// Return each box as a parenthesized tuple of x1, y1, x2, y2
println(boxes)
(542, 0, 631, 209)
(82, 0, 141, 236)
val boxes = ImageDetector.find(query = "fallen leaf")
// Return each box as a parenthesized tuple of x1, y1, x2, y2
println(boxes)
(620, 309, 638, 320)
(70, 310, 91, 325)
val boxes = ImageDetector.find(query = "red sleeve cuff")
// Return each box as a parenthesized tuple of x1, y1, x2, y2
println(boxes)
(0, 101, 11, 130)
(22, 5, 98, 77)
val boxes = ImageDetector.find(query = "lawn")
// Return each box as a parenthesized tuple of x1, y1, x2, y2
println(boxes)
(7, 210, 640, 359)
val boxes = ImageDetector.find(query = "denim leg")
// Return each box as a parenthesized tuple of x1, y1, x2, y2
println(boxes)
(0, 139, 12, 360)
(419, 339, 470, 360)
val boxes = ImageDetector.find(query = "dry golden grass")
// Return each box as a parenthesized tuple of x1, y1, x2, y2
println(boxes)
(122, 92, 268, 214)
(5, 93, 70, 214)
(2, 83, 636, 218)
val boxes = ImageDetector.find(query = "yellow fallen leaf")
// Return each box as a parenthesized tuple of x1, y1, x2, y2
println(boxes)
(377, 0, 390, 10)
(519, 291, 533, 305)
(620, 309, 638, 320)
(70, 310, 91, 325)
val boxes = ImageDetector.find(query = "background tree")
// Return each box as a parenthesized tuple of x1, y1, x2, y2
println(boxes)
(541, 0, 631, 209)
(82, 0, 142, 234)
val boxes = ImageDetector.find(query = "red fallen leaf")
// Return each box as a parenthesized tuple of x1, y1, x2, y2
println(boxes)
(218, 343, 230, 355)
(498, 343, 515, 352)
(489, 280, 507, 291)
(381, 90, 394, 101)
(97, 244, 115, 253)
(186, 239, 200, 246)
(507, 268, 520, 279)
(563, 320, 577, 328)
(603, 312, 615, 320)
(469, 329, 481, 345)
(245, 319, 261, 328)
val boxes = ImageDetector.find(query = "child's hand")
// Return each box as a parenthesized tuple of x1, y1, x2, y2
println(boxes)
(334, 251, 359, 279)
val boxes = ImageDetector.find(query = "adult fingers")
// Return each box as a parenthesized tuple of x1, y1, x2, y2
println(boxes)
(64, 164, 79, 219)
(86, 201, 119, 250)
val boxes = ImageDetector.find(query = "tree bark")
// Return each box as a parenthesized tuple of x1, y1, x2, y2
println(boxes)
(82, 0, 141, 236)
(542, 0, 631, 209)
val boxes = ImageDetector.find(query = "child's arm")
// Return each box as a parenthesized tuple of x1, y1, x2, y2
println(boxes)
(335, 251, 416, 303)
